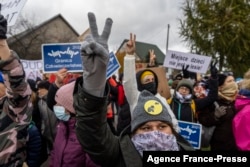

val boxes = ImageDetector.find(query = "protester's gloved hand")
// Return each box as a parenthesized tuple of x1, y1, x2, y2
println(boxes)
(0, 14, 7, 39)
(81, 12, 113, 97)
(182, 65, 190, 78)
(214, 105, 227, 119)
(210, 60, 218, 79)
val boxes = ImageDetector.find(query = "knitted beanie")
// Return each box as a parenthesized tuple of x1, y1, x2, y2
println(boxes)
(55, 81, 75, 114)
(218, 74, 227, 86)
(136, 69, 158, 92)
(37, 80, 51, 90)
(140, 71, 154, 83)
(176, 79, 193, 94)
(131, 90, 172, 132)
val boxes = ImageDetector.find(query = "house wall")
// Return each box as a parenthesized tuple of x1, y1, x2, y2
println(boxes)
(8, 16, 79, 60)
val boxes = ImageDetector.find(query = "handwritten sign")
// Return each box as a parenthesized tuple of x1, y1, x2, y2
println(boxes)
(21, 59, 43, 80)
(164, 50, 212, 74)
(0, 0, 28, 26)
(178, 120, 202, 149)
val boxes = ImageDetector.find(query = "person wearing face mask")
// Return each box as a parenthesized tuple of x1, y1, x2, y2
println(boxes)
(198, 73, 238, 150)
(73, 13, 194, 167)
(123, 33, 179, 132)
(168, 62, 219, 123)
(0, 14, 33, 166)
(49, 81, 100, 167)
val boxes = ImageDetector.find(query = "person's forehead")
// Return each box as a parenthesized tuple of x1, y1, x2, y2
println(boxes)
(143, 120, 168, 125)
(225, 76, 235, 82)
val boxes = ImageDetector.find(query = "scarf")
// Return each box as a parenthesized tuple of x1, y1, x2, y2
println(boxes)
(218, 82, 238, 102)
(175, 92, 192, 103)
(131, 131, 179, 157)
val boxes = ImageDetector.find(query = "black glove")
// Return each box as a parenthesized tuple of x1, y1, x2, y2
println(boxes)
(81, 12, 113, 97)
(0, 14, 7, 39)
(210, 60, 218, 79)
(182, 65, 190, 78)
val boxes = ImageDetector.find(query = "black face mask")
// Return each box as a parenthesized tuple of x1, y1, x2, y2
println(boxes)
(142, 82, 157, 95)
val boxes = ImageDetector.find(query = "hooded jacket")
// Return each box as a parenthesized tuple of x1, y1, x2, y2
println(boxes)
(233, 96, 250, 150)
(0, 51, 32, 167)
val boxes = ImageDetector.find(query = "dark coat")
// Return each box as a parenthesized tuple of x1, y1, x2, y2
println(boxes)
(26, 122, 42, 167)
(170, 78, 218, 122)
(198, 99, 237, 151)
(74, 78, 195, 167)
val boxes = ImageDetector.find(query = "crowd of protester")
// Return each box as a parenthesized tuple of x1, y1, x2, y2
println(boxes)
(0, 12, 249, 167)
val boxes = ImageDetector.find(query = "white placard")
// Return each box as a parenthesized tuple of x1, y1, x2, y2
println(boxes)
(0, 0, 28, 26)
(164, 50, 212, 74)
(21, 59, 43, 80)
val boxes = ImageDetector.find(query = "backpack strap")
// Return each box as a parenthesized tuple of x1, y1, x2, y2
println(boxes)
(190, 100, 197, 122)
(167, 97, 197, 122)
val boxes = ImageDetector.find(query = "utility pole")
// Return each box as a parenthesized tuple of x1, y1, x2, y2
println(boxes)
(166, 24, 170, 51)
(166, 24, 172, 78)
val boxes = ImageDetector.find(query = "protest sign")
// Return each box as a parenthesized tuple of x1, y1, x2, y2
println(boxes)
(164, 50, 212, 74)
(0, 0, 28, 26)
(42, 43, 83, 73)
(42, 43, 120, 78)
(178, 120, 202, 149)
(21, 59, 43, 80)
(107, 51, 121, 79)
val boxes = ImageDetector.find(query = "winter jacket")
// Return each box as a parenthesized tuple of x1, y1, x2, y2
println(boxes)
(50, 117, 99, 167)
(198, 98, 237, 151)
(0, 50, 32, 167)
(170, 78, 218, 123)
(74, 78, 195, 167)
(38, 95, 58, 151)
(123, 54, 179, 132)
(26, 121, 42, 167)
(233, 96, 250, 150)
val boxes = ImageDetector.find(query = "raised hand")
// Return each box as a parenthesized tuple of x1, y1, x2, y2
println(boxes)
(81, 12, 113, 97)
(149, 49, 156, 66)
(126, 33, 136, 55)
(210, 60, 218, 79)
(55, 68, 68, 87)
(182, 64, 190, 79)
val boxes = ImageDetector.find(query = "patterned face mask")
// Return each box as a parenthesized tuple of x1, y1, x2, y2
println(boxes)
(131, 131, 179, 157)
(53, 106, 70, 121)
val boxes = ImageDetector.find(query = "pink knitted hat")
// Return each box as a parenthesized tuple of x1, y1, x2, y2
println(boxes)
(55, 81, 75, 114)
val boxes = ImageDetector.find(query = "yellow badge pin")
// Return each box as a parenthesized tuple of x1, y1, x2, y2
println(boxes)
(144, 100, 163, 115)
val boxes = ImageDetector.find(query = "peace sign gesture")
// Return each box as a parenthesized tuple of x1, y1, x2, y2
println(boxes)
(149, 49, 156, 66)
(81, 12, 113, 97)
(126, 33, 136, 55)
(88, 12, 113, 51)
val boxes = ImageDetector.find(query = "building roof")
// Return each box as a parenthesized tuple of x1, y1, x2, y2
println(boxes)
(7, 14, 80, 45)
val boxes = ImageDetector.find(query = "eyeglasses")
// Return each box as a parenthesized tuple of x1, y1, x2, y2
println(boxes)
(179, 86, 190, 92)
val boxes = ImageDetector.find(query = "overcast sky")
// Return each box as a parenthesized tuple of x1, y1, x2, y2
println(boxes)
(21, 0, 189, 53)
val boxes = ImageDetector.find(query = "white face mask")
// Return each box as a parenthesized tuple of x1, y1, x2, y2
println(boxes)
(53, 106, 70, 121)
(131, 131, 179, 157)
